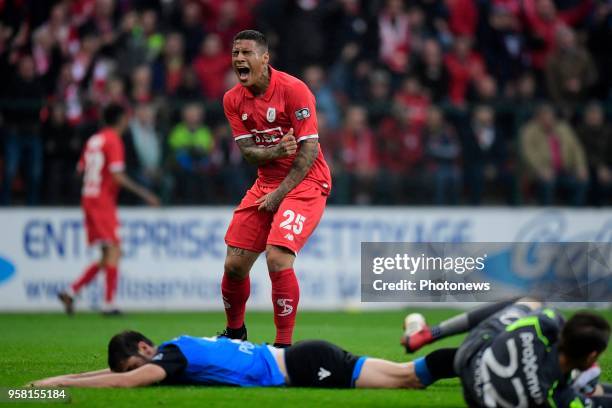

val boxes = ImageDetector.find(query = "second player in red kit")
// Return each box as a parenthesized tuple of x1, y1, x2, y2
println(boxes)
(58, 105, 159, 315)
(220, 30, 332, 346)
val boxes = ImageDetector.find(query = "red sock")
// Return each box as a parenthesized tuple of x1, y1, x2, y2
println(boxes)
(71, 262, 100, 294)
(222, 274, 250, 329)
(269, 268, 300, 344)
(104, 265, 118, 305)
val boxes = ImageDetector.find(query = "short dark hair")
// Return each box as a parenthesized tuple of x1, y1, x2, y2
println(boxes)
(108, 330, 154, 372)
(233, 30, 268, 50)
(103, 104, 126, 127)
(559, 312, 610, 361)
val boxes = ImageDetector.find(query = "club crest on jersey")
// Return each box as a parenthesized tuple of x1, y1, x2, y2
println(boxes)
(295, 107, 310, 120)
(241, 113, 248, 121)
(266, 107, 276, 122)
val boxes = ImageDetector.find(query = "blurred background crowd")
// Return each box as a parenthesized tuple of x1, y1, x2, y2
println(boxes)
(0, 0, 611, 206)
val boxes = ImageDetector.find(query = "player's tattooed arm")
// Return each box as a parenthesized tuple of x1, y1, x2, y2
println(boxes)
(236, 129, 297, 165)
(256, 139, 318, 212)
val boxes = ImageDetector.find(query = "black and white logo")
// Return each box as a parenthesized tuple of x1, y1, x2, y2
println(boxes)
(267, 107, 276, 122)
(318, 367, 331, 381)
(295, 107, 310, 121)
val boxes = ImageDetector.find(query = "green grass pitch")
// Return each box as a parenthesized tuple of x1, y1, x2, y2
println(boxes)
(1, 309, 611, 407)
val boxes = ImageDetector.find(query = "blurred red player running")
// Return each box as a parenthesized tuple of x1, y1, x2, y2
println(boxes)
(58, 104, 159, 315)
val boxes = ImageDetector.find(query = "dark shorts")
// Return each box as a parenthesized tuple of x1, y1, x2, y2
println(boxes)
(284, 340, 367, 388)
(454, 304, 534, 406)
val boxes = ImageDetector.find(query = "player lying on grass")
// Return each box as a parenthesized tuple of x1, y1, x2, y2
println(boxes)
(27, 301, 611, 406)
(401, 298, 612, 407)
(27, 330, 451, 389)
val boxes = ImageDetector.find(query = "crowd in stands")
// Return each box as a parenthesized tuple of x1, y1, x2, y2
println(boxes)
(0, 0, 611, 206)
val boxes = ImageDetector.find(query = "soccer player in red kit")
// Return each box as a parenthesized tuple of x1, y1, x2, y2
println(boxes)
(58, 104, 159, 315)
(220, 30, 332, 347)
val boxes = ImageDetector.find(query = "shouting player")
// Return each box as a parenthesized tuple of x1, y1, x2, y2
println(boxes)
(403, 299, 612, 407)
(220, 30, 332, 346)
(58, 104, 159, 315)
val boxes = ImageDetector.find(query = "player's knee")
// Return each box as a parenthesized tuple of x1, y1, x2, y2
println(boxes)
(265, 247, 294, 272)
(517, 297, 543, 311)
(224, 258, 250, 279)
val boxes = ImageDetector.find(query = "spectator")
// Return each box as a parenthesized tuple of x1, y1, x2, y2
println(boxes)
(424, 106, 462, 205)
(1, 55, 45, 205)
(587, 0, 612, 99)
(141, 9, 164, 62)
(152, 32, 185, 95)
(332, 106, 379, 204)
(173, 67, 204, 104)
(325, 0, 378, 63)
(481, 3, 525, 88)
(131, 64, 155, 103)
(205, 0, 250, 47)
(461, 105, 516, 205)
(522, 0, 594, 71)
(303, 65, 341, 130)
(168, 103, 214, 203)
(34, 3, 71, 56)
(394, 76, 430, 134)
(413, 38, 449, 103)
(445, 35, 487, 105)
(545, 25, 598, 115)
(101, 76, 129, 107)
(378, 0, 411, 74)
(31, 24, 63, 94)
(42, 103, 81, 204)
(124, 102, 163, 195)
(178, 1, 205, 63)
(192, 33, 231, 101)
(377, 103, 426, 204)
(520, 104, 588, 205)
(513, 72, 539, 128)
(576, 102, 612, 205)
(446, 0, 478, 37)
(365, 69, 393, 127)
(113, 11, 148, 78)
(468, 75, 500, 105)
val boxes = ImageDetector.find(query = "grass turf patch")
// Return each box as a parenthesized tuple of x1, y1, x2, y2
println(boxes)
(1, 309, 610, 407)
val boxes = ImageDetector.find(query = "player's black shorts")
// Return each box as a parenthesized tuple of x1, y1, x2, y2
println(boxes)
(284, 340, 367, 388)
(454, 304, 534, 406)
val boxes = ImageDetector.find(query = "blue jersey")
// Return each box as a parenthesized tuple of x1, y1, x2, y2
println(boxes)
(155, 336, 286, 387)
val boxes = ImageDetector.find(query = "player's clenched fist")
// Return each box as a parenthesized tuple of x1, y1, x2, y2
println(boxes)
(276, 128, 297, 157)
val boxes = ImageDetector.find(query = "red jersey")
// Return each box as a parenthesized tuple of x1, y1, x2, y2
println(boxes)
(223, 67, 331, 192)
(78, 127, 125, 210)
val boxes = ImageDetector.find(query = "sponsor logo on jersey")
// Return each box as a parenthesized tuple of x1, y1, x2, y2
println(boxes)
(276, 298, 294, 316)
(318, 367, 331, 381)
(520, 331, 544, 404)
(295, 108, 310, 120)
(267, 107, 276, 122)
(284, 233, 294, 241)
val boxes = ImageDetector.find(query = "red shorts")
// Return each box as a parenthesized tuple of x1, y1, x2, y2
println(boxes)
(82, 202, 120, 246)
(225, 180, 328, 254)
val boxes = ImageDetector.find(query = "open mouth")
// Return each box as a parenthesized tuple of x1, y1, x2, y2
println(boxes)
(236, 67, 250, 81)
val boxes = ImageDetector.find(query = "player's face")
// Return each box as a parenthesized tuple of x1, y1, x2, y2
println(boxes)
(120, 355, 149, 372)
(232, 39, 269, 87)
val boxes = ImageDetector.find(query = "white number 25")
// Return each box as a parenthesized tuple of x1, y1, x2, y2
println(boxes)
(279, 210, 306, 235)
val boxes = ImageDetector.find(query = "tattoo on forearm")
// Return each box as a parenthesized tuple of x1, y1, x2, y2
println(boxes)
(278, 139, 318, 194)
(236, 137, 279, 165)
